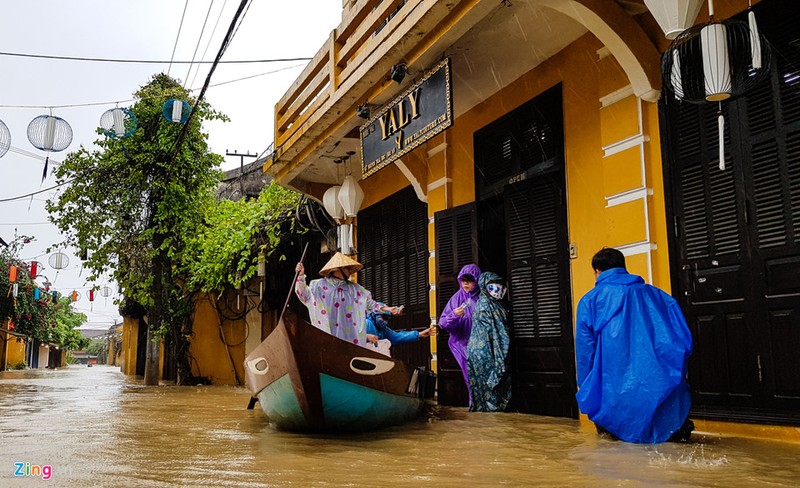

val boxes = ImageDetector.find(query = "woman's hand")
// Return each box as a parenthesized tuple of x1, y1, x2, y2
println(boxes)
(418, 326, 434, 338)
(366, 334, 379, 344)
(295, 262, 305, 276)
(454, 304, 465, 317)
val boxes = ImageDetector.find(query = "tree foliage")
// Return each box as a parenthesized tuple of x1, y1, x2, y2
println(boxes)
(1, 238, 90, 350)
(185, 182, 302, 293)
(46, 74, 226, 382)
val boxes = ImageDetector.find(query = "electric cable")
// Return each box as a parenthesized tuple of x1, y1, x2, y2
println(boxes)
(0, 50, 312, 65)
(184, 0, 216, 89)
(167, 0, 191, 76)
(189, 0, 229, 89)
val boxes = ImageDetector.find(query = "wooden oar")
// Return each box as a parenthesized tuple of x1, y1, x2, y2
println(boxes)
(248, 242, 309, 410)
(280, 242, 309, 324)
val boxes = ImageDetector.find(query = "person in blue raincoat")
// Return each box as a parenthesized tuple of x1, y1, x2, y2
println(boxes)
(575, 248, 694, 443)
(365, 310, 434, 345)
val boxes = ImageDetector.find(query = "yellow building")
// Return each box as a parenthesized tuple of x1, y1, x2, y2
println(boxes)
(264, 0, 800, 440)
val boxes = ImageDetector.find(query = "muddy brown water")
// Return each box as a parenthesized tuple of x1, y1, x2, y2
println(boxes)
(1, 365, 799, 487)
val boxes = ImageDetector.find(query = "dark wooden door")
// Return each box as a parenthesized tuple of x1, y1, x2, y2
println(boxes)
(358, 186, 430, 372)
(504, 173, 577, 418)
(434, 203, 478, 406)
(663, 0, 800, 422)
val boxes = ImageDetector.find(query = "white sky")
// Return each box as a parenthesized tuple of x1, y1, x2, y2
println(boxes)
(0, 1, 341, 329)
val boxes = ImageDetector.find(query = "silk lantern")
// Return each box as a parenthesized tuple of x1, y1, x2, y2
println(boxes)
(337, 176, 364, 218)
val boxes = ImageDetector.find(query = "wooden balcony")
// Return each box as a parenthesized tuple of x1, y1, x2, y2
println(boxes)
(265, 0, 479, 189)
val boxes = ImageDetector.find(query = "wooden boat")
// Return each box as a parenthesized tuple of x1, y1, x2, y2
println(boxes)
(244, 309, 424, 432)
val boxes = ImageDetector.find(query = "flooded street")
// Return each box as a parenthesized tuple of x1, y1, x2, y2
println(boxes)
(1, 366, 799, 487)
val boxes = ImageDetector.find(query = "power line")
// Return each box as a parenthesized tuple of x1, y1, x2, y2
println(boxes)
(0, 50, 312, 65)
(184, 0, 216, 89)
(0, 64, 303, 110)
(167, 0, 191, 76)
(190, 0, 229, 89)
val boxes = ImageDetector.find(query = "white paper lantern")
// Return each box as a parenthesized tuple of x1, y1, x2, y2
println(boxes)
(644, 0, 704, 40)
(337, 176, 364, 218)
(48, 252, 69, 270)
(701, 23, 732, 102)
(323, 185, 344, 220)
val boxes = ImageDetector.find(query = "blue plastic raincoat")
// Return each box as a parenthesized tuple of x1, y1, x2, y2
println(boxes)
(575, 268, 693, 443)
(366, 311, 419, 345)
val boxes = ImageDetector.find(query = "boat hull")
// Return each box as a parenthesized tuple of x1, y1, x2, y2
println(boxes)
(245, 309, 422, 432)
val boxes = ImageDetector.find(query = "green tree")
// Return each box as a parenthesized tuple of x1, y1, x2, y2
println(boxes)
(185, 182, 302, 294)
(1, 237, 89, 354)
(47, 73, 227, 385)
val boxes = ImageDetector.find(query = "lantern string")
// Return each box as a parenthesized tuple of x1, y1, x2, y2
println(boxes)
(717, 103, 725, 171)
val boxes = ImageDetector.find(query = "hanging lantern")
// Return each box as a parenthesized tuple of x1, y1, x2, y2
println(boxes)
(52, 291, 59, 301)
(99, 286, 112, 298)
(12, 283, 19, 298)
(662, 3, 771, 170)
(34, 288, 41, 300)
(29, 261, 39, 278)
(337, 176, 365, 218)
(48, 252, 69, 270)
(162, 99, 191, 124)
(644, 0, 704, 39)
(71, 290, 79, 302)
(9, 265, 17, 283)
(323, 185, 344, 221)
(100, 108, 138, 139)
(27, 114, 73, 182)
(88, 289, 95, 302)
(0, 119, 10, 159)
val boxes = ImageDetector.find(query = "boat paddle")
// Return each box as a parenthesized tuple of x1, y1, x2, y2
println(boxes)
(247, 242, 309, 410)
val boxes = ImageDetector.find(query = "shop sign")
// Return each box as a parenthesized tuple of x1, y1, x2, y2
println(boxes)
(360, 58, 452, 178)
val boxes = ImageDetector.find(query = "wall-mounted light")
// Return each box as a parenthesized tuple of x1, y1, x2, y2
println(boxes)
(390, 63, 406, 83)
(356, 104, 371, 119)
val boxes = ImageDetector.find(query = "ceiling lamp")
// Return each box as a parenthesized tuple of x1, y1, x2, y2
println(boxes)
(662, 0, 771, 170)
(644, 0, 704, 39)
(323, 185, 344, 221)
(337, 176, 364, 218)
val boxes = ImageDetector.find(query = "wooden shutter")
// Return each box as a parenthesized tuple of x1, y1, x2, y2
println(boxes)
(358, 186, 429, 369)
(433, 203, 477, 406)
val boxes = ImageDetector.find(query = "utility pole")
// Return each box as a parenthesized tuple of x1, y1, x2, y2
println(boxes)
(226, 150, 259, 199)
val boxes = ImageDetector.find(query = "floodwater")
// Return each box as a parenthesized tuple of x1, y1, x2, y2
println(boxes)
(1, 366, 799, 487)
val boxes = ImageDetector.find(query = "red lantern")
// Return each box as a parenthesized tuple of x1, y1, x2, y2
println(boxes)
(30, 261, 39, 278)
(88, 289, 95, 302)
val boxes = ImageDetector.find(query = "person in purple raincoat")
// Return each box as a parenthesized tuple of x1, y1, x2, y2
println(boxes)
(438, 264, 481, 398)
(295, 252, 402, 348)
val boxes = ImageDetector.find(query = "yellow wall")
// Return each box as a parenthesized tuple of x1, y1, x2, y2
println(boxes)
(4, 336, 26, 367)
(189, 292, 248, 385)
(357, 32, 673, 336)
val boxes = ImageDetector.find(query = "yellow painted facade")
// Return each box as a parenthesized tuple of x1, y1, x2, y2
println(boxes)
(117, 291, 259, 386)
(266, 0, 795, 441)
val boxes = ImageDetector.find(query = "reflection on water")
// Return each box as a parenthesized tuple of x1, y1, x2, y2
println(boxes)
(2, 366, 799, 487)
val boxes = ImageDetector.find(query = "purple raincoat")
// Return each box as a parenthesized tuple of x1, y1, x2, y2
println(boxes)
(438, 264, 481, 397)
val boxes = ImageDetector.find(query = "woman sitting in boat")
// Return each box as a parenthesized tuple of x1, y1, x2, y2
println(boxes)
(295, 252, 403, 348)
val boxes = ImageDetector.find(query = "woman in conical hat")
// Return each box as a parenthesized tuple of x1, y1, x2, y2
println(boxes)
(295, 252, 403, 348)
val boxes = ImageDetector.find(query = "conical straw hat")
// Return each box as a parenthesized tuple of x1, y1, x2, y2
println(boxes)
(319, 252, 363, 277)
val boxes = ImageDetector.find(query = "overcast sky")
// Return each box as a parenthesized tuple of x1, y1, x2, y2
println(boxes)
(0, 1, 341, 329)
